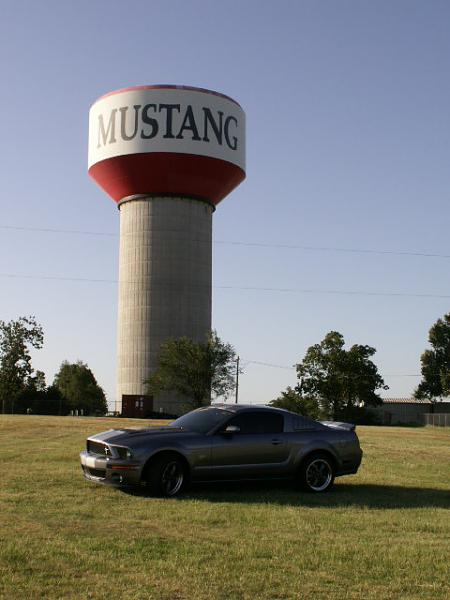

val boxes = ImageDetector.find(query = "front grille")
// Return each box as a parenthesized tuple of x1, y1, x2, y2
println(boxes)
(87, 440, 110, 456)
(87, 467, 106, 479)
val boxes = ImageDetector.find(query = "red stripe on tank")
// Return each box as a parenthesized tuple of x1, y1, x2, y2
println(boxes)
(88, 153, 245, 205)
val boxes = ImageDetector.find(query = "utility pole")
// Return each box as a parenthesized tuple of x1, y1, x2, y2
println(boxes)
(235, 356, 240, 403)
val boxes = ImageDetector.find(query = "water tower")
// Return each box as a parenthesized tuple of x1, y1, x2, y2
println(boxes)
(88, 85, 246, 415)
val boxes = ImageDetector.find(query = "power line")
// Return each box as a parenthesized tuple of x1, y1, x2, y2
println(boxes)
(0, 269, 429, 380)
(215, 285, 450, 299)
(0, 225, 117, 237)
(384, 374, 421, 377)
(1, 226, 438, 389)
(2, 224, 450, 260)
(244, 360, 421, 377)
(1, 272, 449, 299)
(214, 241, 450, 260)
(0, 273, 117, 283)
(245, 360, 295, 370)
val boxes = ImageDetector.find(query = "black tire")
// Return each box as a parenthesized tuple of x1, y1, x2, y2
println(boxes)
(299, 453, 335, 493)
(144, 453, 186, 497)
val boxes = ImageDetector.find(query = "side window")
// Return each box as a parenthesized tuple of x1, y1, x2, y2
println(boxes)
(223, 414, 246, 432)
(293, 415, 316, 430)
(226, 412, 284, 434)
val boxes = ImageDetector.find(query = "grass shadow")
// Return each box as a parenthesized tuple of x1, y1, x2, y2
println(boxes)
(123, 480, 450, 509)
(185, 480, 450, 509)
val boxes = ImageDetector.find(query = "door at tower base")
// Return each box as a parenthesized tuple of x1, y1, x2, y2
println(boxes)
(121, 395, 153, 418)
(120, 394, 185, 418)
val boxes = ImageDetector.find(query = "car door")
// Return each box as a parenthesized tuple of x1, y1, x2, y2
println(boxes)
(208, 410, 291, 480)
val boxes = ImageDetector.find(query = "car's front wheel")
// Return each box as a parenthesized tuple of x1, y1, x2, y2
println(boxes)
(299, 453, 335, 493)
(144, 453, 186, 497)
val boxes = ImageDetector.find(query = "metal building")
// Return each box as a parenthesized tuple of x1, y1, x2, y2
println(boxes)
(88, 85, 246, 415)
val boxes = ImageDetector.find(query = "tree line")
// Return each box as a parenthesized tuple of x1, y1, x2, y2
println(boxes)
(1, 311, 449, 419)
(270, 313, 450, 420)
(147, 312, 450, 421)
(0, 316, 107, 415)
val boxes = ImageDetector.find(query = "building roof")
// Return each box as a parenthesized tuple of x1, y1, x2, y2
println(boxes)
(382, 397, 450, 404)
(382, 397, 431, 404)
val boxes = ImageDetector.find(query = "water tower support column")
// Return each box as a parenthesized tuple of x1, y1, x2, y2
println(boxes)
(117, 196, 213, 415)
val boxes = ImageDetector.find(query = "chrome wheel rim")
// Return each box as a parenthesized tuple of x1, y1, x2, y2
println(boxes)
(305, 458, 332, 492)
(161, 461, 184, 496)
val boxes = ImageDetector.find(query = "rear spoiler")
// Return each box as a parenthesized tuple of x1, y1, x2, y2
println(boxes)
(320, 421, 356, 432)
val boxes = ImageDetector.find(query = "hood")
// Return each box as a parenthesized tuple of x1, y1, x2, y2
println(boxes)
(89, 426, 187, 446)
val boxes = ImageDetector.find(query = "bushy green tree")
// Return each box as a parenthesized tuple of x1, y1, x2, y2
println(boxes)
(15, 384, 65, 415)
(415, 312, 450, 406)
(270, 386, 322, 419)
(0, 316, 44, 413)
(296, 331, 387, 420)
(53, 360, 107, 415)
(146, 331, 238, 409)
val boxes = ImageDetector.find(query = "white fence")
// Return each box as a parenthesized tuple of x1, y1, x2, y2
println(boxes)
(424, 413, 450, 427)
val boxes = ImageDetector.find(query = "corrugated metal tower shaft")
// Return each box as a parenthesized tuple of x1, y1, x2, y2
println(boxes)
(117, 197, 213, 414)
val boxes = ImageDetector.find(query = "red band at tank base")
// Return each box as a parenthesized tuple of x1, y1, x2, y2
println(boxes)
(89, 153, 245, 206)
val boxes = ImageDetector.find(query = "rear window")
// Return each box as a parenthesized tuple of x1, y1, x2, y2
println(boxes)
(292, 415, 316, 430)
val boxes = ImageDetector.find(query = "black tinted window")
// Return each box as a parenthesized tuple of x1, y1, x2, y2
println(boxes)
(226, 411, 284, 434)
(293, 415, 316, 430)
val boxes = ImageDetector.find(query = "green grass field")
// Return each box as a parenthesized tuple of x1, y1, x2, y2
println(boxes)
(0, 416, 449, 600)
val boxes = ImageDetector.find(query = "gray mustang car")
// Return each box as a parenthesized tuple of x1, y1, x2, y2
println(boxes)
(80, 404, 362, 496)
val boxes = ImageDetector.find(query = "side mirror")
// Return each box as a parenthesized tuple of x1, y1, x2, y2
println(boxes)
(223, 425, 240, 435)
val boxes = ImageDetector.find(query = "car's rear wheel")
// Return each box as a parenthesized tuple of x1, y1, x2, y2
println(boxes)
(299, 453, 335, 493)
(144, 454, 186, 497)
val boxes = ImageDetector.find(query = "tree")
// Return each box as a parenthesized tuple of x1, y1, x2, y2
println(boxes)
(53, 360, 107, 415)
(415, 312, 450, 406)
(146, 331, 238, 409)
(0, 316, 44, 414)
(15, 384, 65, 416)
(270, 386, 322, 419)
(28, 370, 46, 392)
(296, 331, 387, 420)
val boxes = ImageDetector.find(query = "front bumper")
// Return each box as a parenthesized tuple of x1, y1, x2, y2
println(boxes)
(80, 451, 142, 487)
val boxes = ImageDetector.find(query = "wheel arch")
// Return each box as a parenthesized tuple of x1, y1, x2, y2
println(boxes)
(296, 445, 339, 473)
(141, 449, 191, 483)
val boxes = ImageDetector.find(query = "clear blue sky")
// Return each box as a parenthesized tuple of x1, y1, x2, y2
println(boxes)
(1, 1, 449, 408)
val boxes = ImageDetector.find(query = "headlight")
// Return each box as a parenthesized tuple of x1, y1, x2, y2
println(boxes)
(115, 446, 133, 460)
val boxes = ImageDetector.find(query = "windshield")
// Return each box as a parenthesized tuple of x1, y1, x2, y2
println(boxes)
(170, 407, 232, 434)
